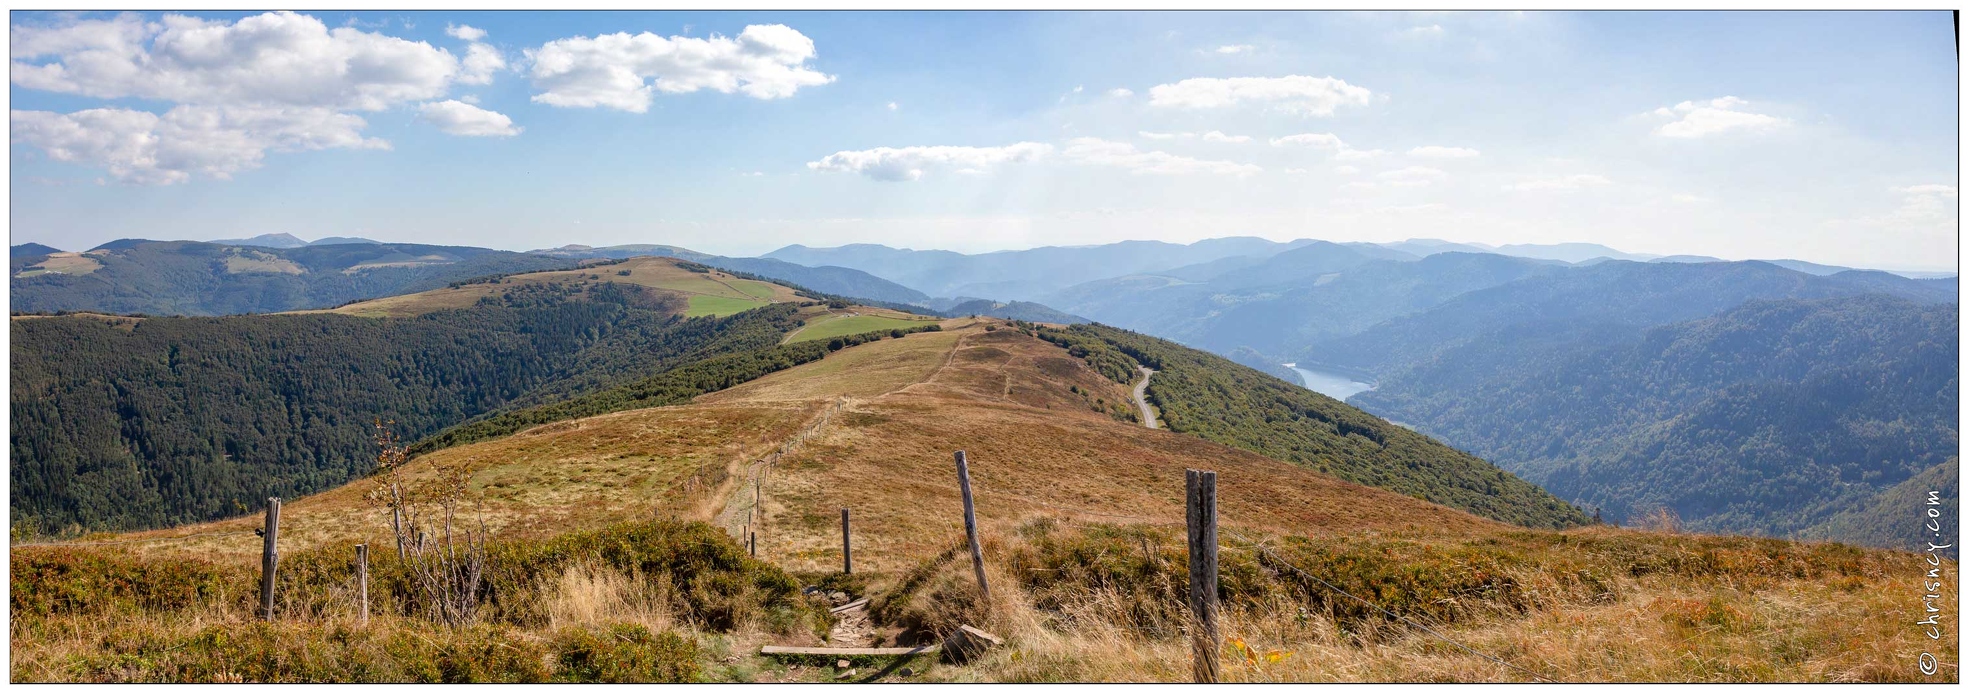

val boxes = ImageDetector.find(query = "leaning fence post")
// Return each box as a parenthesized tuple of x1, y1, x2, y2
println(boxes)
(355, 543, 370, 626)
(1186, 469, 1220, 683)
(260, 497, 282, 621)
(840, 508, 853, 574)
(955, 451, 992, 602)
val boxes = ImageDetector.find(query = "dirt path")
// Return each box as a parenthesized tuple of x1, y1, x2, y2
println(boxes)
(1132, 366, 1160, 429)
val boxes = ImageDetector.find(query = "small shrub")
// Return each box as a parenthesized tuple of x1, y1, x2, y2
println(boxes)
(553, 623, 701, 682)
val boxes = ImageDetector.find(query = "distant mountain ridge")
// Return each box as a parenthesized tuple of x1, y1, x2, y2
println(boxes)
(11, 239, 575, 316)
(207, 233, 382, 248)
(528, 243, 932, 306)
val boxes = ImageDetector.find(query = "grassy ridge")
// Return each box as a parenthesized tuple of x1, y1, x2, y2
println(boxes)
(409, 322, 943, 456)
(1033, 322, 1590, 530)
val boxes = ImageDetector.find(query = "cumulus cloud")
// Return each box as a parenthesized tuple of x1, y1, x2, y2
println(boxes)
(445, 24, 487, 42)
(1333, 165, 1360, 175)
(1060, 137, 1260, 176)
(12, 105, 388, 184)
(1400, 25, 1445, 39)
(1270, 132, 1384, 160)
(806, 142, 1053, 181)
(418, 100, 520, 137)
(1650, 96, 1788, 138)
(1201, 130, 1251, 144)
(1505, 174, 1612, 191)
(8, 11, 519, 182)
(1407, 145, 1480, 159)
(528, 24, 834, 112)
(12, 11, 460, 111)
(1148, 75, 1371, 116)
(1107, 87, 1133, 97)
(1139, 131, 1180, 140)
(1214, 44, 1254, 54)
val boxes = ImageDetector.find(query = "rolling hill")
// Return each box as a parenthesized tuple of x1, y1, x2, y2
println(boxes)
(8, 257, 933, 534)
(1349, 295, 1959, 543)
(15, 310, 1945, 683)
(530, 244, 933, 306)
(10, 239, 579, 316)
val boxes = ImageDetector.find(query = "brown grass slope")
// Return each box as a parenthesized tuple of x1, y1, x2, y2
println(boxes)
(12, 319, 1958, 683)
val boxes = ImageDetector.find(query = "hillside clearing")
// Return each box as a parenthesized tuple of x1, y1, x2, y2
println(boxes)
(784, 311, 942, 344)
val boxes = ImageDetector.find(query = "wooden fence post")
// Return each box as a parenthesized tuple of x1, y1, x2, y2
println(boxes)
(355, 543, 369, 626)
(955, 451, 991, 602)
(840, 508, 852, 574)
(260, 497, 281, 621)
(1186, 470, 1220, 683)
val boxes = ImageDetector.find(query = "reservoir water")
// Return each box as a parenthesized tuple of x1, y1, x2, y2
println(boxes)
(1284, 363, 1376, 401)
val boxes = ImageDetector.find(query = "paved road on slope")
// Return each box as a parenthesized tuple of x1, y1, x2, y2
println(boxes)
(1132, 366, 1160, 429)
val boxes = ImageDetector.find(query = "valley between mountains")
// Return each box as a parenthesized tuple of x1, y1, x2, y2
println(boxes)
(10, 257, 1954, 682)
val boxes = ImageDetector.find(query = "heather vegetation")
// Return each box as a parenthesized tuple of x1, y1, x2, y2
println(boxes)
(1032, 323, 1589, 529)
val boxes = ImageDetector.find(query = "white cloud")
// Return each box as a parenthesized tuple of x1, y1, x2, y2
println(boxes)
(1407, 145, 1480, 159)
(1107, 87, 1133, 97)
(1333, 165, 1360, 175)
(1148, 75, 1372, 116)
(418, 100, 520, 137)
(1060, 137, 1260, 176)
(12, 11, 460, 111)
(445, 24, 486, 42)
(1283, 167, 1307, 174)
(1650, 96, 1788, 138)
(12, 105, 387, 184)
(1505, 174, 1612, 191)
(886, 101, 898, 111)
(1139, 131, 1181, 140)
(1272, 132, 1384, 161)
(1214, 44, 1254, 54)
(1400, 25, 1446, 39)
(458, 42, 508, 85)
(1201, 130, 1251, 144)
(528, 24, 834, 112)
(1376, 166, 1446, 187)
(806, 142, 1053, 182)
(1670, 193, 1711, 204)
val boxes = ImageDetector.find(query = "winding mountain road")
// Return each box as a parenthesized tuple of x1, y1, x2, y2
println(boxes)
(1132, 366, 1160, 429)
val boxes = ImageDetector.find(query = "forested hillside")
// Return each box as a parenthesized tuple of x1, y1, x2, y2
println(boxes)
(10, 282, 807, 534)
(1032, 322, 1590, 529)
(11, 240, 575, 316)
(1349, 295, 1958, 542)
(1314, 260, 1956, 375)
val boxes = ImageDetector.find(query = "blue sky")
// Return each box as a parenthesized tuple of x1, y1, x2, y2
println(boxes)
(9, 10, 1958, 270)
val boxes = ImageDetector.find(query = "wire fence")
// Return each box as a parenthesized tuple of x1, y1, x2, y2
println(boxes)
(964, 480, 1558, 683)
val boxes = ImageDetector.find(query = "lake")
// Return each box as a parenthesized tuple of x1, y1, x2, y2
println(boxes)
(1284, 363, 1376, 401)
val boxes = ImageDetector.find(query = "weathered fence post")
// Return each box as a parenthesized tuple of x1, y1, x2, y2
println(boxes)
(840, 508, 853, 574)
(750, 530, 757, 558)
(260, 497, 281, 621)
(355, 543, 370, 626)
(1186, 469, 1220, 683)
(955, 451, 991, 602)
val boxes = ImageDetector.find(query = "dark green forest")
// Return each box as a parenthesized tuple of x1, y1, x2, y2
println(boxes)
(10, 284, 806, 534)
(1350, 295, 1958, 543)
(11, 240, 576, 316)
(1031, 323, 1590, 530)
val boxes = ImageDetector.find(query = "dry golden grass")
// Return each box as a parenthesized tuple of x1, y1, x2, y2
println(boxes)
(18, 318, 1957, 683)
(14, 252, 103, 277)
(307, 256, 799, 318)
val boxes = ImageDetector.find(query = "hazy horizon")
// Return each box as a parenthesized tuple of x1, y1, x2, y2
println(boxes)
(10, 10, 1959, 271)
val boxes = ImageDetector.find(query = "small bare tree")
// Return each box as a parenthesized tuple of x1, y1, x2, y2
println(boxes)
(365, 419, 489, 626)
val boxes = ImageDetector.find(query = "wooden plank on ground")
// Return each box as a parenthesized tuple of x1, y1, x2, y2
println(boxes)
(829, 598, 870, 613)
(761, 645, 938, 657)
